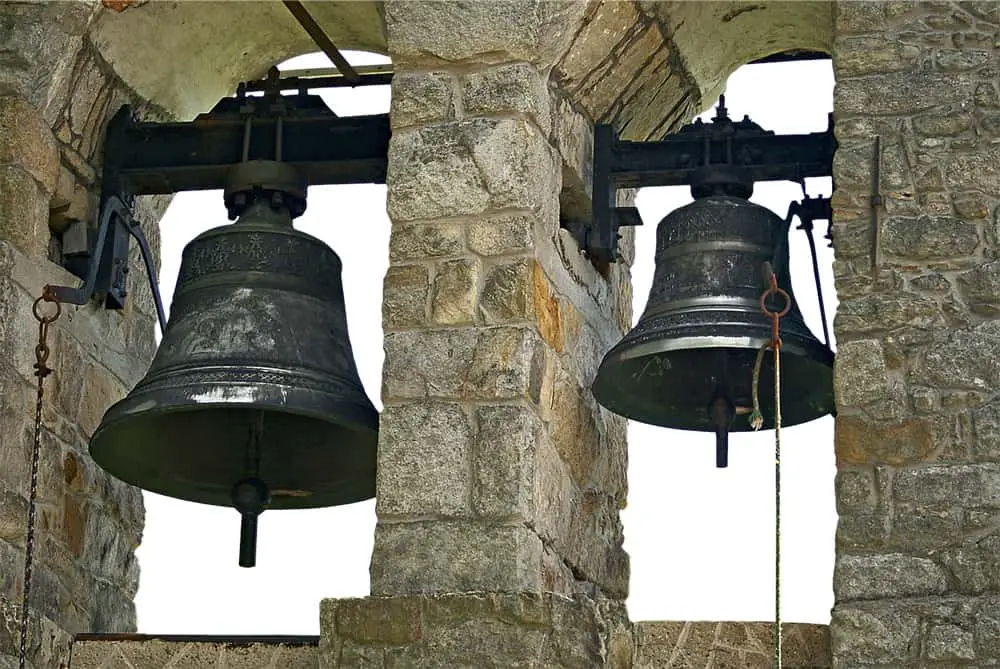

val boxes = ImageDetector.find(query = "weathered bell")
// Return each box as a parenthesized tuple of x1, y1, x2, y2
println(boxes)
(89, 161, 378, 566)
(592, 180, 834, 467)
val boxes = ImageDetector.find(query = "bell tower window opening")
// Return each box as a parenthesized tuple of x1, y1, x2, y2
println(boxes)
(622, 58, 838, 625)
(134, 50, 391, 635)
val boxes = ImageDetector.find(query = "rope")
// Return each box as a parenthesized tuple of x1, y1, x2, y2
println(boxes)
(773, 340, 782, 669)
(750, 266, 788, 669)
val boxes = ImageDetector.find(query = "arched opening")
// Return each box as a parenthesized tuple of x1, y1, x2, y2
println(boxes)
(134, 50, 390, 634)
(622, 57, 838, 624)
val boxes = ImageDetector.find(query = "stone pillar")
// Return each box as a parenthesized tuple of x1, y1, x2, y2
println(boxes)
(0, 11, 161, 664)
(830, 1, 1000, 666)
(371, 0, 629, 600)
(320, 1, 633, 666)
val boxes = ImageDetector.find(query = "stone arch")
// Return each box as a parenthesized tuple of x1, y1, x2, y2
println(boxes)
(551, 1, 834, 142)
(89, 1, 387, 119)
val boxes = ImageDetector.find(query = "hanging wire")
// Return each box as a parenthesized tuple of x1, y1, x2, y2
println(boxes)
(795, 205, 831, 349)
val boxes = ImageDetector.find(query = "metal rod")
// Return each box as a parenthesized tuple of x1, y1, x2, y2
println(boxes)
(238, 513, 258, 568)
(870, 136, 882, 281)
(279, 65, 393, 79)
(126, 219, 168, 335)
(241, 71, 392, 94)
(802, 221, 831, 348)
(282, 1, 360, 84)
(710, 396, 734, 468)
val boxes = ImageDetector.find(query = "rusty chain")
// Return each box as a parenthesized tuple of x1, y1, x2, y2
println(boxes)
(20, 288, 60, 669)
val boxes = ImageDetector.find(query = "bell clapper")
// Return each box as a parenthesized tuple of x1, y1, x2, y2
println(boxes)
(231, 477, 271, 568)
(709, 396, 735, 469)
(233, 412, 269, 568)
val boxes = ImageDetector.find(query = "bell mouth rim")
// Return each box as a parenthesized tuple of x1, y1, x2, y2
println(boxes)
(608, 335, 834, 364)
(89, 398, 378, 510)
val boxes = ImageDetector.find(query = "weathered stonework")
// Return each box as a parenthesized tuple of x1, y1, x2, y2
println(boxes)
(319, 593, 633, 669)
(69, 635, 319, 669)
(372, 0, 643, 609)
(0, 3, 167, 666)
(633, 621, 831, 669)
(7, 0, 999, 667)
(830, 1, 1000, 667)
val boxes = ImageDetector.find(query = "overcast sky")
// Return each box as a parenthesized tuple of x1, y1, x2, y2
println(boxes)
(135, 52, 837, 633)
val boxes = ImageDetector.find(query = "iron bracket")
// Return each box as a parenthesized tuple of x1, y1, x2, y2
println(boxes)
(48, 194, 168, 332)
(52, 76, 391, 316)
(578, 98, 837, 265)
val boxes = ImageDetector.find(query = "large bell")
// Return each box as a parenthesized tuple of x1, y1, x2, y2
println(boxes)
(89, 161, 378, 566)
(592, 182, 834, 467)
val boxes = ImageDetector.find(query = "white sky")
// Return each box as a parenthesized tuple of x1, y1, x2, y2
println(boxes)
(135, 52, 837, 633)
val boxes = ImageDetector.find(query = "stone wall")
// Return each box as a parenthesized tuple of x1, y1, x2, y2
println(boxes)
(830, 1, 1000, 667)
(69, 634, 318, 668)
(634, 621, 830, 669)
(0, 3, 163, 667)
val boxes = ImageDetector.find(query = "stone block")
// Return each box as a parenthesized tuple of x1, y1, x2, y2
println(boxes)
(835, 468, 875, 514)
(833, 1, 886, 34)
(0, 165, 50, 259)
(836, 72, 973, 116)
(473, 404, 539, 518)
(69, 637, 319, 669)
(891, 503, 960, 550)
(333, 597, 421, 645)
(76, 363, 127, 439)
(834, 340, 888, 408)
(551, 91, 594, 218)
(0, 488, 27, 546)
(383, 326, 545, 402)
(919, 320, 1000, 391)
(835, 292, 943, 335)
(830, 604, 919, 665)
(388, 221, 464, 262)
(958, 261, 1000, 316)
(834, 37, 919, 76)
(0, 594, 71, 669)
(938, 537, 1000, 594)
(390, 71, 455, 130)
(430, 258, 478, 325)
(835, 415, 933, 465)
(0, 96, 60, 195)
(894, 464, 1000, 507)
(633, 621, 830, 669)
(382, 264, 429, 330)
(387, 119, 556, 223)
(370, 521, 544, 596)
(383, 1, 586, 67)
(376, 403, 472, 518)
(479, 257, 533, 324)
(926, 623, 975, 660)
(948, 146, 1000, 193)
(975, 596, 1000, 658)
(834, 553, 947, 601)
(881, 215, 980, 260)
(320, 593, 631, 669)
(461, 63, 550, 132)
(467, 212, 535, 256)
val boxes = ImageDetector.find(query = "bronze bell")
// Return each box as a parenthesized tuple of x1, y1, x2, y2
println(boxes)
(592, 175, 834, 467)
(89, 161, 379, 567)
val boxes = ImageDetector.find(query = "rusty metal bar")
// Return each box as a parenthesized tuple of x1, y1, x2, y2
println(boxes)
(282, 0, 361, 84)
